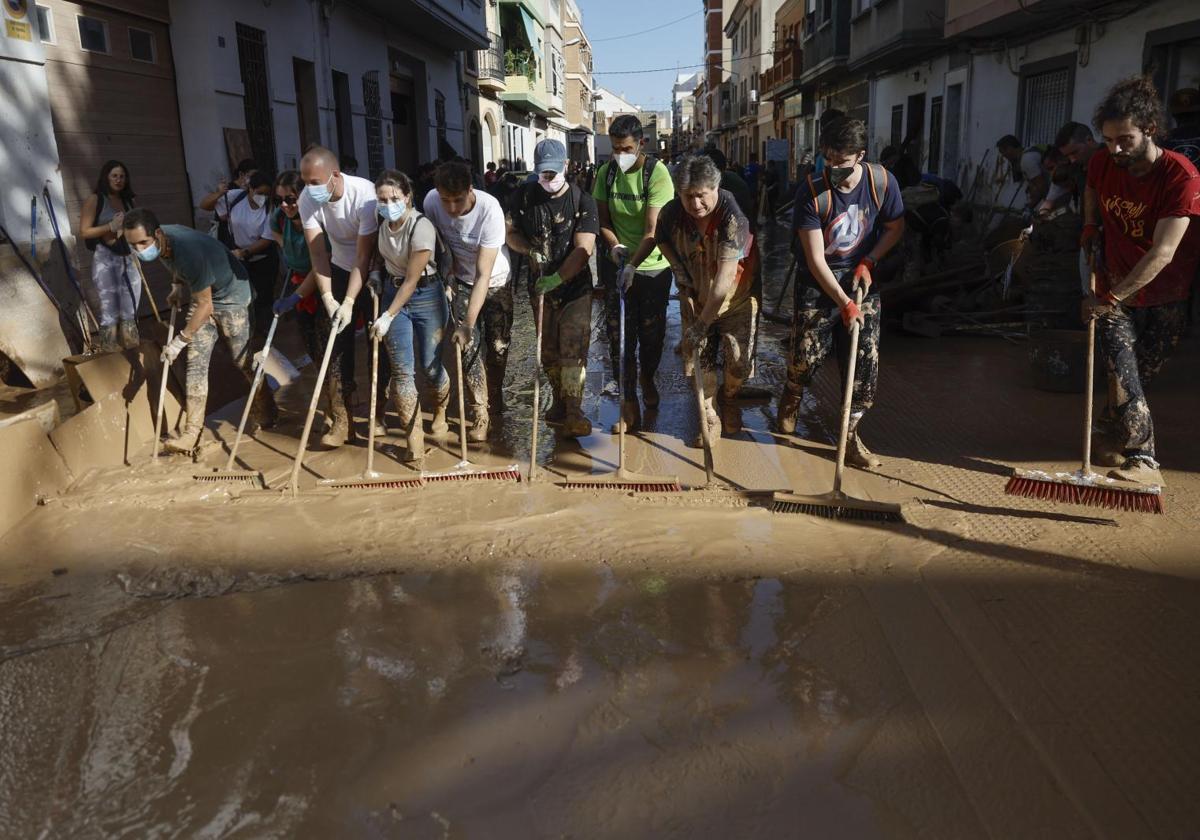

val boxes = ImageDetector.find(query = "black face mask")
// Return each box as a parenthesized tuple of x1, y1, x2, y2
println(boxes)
(828, 165, 856, 188)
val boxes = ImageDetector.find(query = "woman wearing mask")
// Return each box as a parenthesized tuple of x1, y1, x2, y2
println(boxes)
(219, 171, 279, 341)
(79, 160, 140, 350)
(268, 171, 321, 362)
(369, 170, 451, 464)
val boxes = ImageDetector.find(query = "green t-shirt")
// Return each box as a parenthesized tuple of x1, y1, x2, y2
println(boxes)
(269, 207, 313, 274)
(592, 158, 674, 272)
(159, 224, 251, 308)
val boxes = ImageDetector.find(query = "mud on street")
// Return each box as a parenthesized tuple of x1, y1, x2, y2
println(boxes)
(1, 225, 1198, 837)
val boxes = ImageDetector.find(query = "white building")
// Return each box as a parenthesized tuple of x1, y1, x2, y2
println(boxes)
(592, 87, 641, 161)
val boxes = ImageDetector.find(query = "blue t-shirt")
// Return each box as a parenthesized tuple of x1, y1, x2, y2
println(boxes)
(792, 166, 903, 277)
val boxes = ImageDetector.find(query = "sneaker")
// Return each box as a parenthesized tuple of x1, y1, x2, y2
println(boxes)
(844, 433, 882, 470)
(1108, 457, 1165, 487)
(467, 413, 490, 443)
(163, 425, 202, 455)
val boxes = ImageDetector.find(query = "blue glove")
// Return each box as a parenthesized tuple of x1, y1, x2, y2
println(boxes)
(273, 292, 302, 316)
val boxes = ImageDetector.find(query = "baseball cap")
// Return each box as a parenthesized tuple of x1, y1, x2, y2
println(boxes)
(534, 139, 569, 174)
(1169, 88, 1200, 116)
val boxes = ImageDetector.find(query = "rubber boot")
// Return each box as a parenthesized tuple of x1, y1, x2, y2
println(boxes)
(545, 366, 566, 424)
(690, 403, 721, 449)
(99, 324, 119, 353)
(429, 383, 450, 439)
(486, 359, 507, 416)
(610, 399, 641, 434)
(719, 390, 743, 435)
(775, 387, 801, 435)
(845, 413, 881, 470)
(394, 386, 425, 464)
(559, 397, 592, 439)
(164, 421, 204, 455)
(320, 385, 352, 449)
(117, 319, 139, 350)
(467, 411, 490, 443)
(246, 386, 279, 434)
(640, 371, 660, 409)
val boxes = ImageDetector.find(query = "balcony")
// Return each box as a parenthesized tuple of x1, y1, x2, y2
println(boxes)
(800, 3, 851, 85)
(478, 32, 506, 92)
(349, 0, 486, 51)
(761, 47, 802, 98)
(849, 0, 944, 74)
(945, 0, 1128, 40)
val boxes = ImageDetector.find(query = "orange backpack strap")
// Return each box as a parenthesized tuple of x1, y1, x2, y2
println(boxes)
(807, 173, 833, 225)
(865, 162, 888, 211)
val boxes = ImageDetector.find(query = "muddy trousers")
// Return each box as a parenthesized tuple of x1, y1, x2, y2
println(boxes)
(1095, 299, 1188, 465)
(687, 296, 759, 406)
(532, 291, 593, 403)
(316, 265, 358, 410)
(91, 245, 140, 327)
(183, 304, 271, 434)
(451, 281, 513, 418)
(601, 264, 673, 396)
(380, 279, 450, 425)
(784, 284, 882, 418)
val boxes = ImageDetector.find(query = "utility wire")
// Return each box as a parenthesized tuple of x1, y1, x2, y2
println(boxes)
(594, 51, 776, 75)
(590, 10, 702, 42)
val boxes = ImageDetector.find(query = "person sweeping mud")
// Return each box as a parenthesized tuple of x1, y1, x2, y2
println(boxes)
(1081, 76, 1200, 486)
(778, 117, 904, 469)
(122, 208, 276, 454)
(292, 146, 379, 448)
(655, 155, 757, 446)
(267, 171, 324, 363)
(593, 114, 675, 432)
(506, 139, 599, 439)
(423, 161, 512, 442)
(366, 170, 451, 464)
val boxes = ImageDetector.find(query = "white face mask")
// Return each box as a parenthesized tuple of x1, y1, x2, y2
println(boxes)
(615, 153, 638, 173)
(539, 173, 566, 194)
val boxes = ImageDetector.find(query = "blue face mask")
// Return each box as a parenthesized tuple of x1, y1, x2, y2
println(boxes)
(378, 200, 406, 222)
(307, 173, 335, 205)
(136, 242, 159, 262)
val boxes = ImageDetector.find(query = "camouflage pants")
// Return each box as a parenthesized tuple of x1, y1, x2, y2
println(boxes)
(685, 295, 759, 400)
(600, 260, 673, 396)
(532, 290, 592, 401)
(184, 304, 260, 431)
(1096, 299, 1188, 464)
(450, 281, 513, 416)
(785, 282, 881, 416)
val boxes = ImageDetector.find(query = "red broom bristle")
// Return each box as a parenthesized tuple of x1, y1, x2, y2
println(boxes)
(1006, 474, 1163, 514)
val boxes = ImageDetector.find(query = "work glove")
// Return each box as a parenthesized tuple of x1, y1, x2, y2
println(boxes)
(367, 270, 384, 297)
(609, 244, 630, 266)
(334, 297, 356, 334)
(618, 264, 636, 293)
(370, 310, 394, 342)
(534, 272, 564, 296)
(166, 283, 186, 308)
(451, 322, 473, 349)
(840, 298, 863, 329)
(273, 292, 301, 316)
(321, 291, 339, 320)
(682, 319, 708, 358)
(852, 256, 875, 293)
(161, 334, 188, 363)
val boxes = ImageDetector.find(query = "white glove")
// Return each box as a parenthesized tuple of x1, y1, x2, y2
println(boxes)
(609, 244, 630, 266)
(321, 291, 339, 320)
(370, 310, 394, 341)
(334, 297, 355, 334)
(161, 334, 188, 363)
(619, 264, 636, 292)
(166, 283, 186, 308)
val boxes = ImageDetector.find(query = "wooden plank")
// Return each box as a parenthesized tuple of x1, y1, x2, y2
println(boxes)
(0, 420, 74, 540)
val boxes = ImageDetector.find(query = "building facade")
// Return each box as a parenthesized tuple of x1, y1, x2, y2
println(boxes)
(562, 0, 595, 165)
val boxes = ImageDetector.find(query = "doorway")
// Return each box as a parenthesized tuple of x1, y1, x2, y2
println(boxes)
(390, 75, 420, 177)
(906, 92, 925, 165)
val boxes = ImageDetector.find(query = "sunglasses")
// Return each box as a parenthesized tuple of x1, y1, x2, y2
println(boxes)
(278, 195, 299, 206)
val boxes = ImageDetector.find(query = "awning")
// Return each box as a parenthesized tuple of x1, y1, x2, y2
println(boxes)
(519, 6, 542, 53)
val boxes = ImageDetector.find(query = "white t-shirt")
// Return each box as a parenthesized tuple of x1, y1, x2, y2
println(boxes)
(299, 174, 379, 271)
(422, 189, 510, 288)
(378, 212, 439, 279)
(222, 189, 270, 251)
(1020, 149, 1044, 182)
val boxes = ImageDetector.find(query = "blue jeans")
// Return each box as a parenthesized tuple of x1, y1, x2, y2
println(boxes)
(379, 279, 450, 411)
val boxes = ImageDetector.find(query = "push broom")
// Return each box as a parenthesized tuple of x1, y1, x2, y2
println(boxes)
(772, 287, 905, 522)
(321, 287, 424, 490)
(1005, 274, 1163, 514)
(559, 260, 681, 492)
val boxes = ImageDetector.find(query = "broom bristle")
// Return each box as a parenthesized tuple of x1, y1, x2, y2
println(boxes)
(1005, 474, 1163, 514)
(772, 500, 903, 521)
(424, 470, 521, 483)
(193, 472, 261, 484)
(328, 478, 425, 490)
(560, 480, 682, 492)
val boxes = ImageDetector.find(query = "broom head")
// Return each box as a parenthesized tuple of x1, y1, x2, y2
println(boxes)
(559, 468, 682, 493)
(193, 469, 266, 489)
(423, 461, 522, 484)
(320, 471, 425, 490)
(771, 490, 905, 522)
(1005, 468, 1163, 514)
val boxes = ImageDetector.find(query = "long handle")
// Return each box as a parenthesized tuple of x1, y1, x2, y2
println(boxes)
(366, 288, 380, 477)
(132, 257, 162, 323)
(223, 312, 279, 471)
(1082, 271, 1097, 475)
(616, 275, 626, 473)
(153, 304, 179, 459)
(530, 293, 544, 481)
(773, 254, 795, 314)
(455, 341, 468, 465)
(30, 196, 37, 264)
(289, 313, 342, 496)
(832, 287, 865, 496)
(691, 345, 715, 486)
(42, 187, 100, 332)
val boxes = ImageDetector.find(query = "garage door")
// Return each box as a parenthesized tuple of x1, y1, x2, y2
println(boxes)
(40, 0, 191, 304)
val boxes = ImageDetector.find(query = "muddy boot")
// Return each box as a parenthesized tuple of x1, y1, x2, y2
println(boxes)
(1108, 457, 1165, 487)
(1092, 436, 1126, 468)
(545, 367, 566, 424)
(640, 371, 660, 410)
(467, 411, 490, 443)
(394, 390, 425, 464)
(319, 393, 352, 449)
(719, 395, 743, 435)
(690, 407, 721, 448)
(774, 388, 801, 435)
(117, 319, 139, 350)
(246, 388, 279, 434)
(372, 398, 388, 437)
(610, 399, 641, 434)
(98, 324, 119, 353)
(486, 360, 507, 416)
(844, 413, 881, 469)
(559, 398, 592, 439)
(163, 422, 203, 455)
(429, 384, 450, 439)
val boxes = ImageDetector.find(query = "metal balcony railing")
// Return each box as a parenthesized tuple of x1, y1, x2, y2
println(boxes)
(478, 32, 504, 83)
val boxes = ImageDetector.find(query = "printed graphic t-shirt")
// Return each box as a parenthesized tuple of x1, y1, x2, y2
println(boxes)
(656, 190, 755, 315)
(509, 182, 600, 302)
(159, 224, 250, 308)
(1087, 146, 1200, 307)
(792, 165, 903, 279)
(592, 158, 674, 272)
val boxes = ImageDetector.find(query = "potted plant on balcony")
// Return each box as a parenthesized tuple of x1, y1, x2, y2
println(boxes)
(504, 47, 538, 83)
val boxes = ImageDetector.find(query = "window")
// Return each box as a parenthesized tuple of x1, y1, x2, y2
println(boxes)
(928, 95, 943, 175)
(76, 14, 109, 53)
(362, 71, 384, 178)
(332, 70, 355, 160)
(128, 28, 156, 63)
(34, 5, 53, 44)
(435, 90, 447, 144)
(293, 58, 320, 153)
(821, 0, 832, 24)
(236, 23, 277, 173)
(1017, 56, 1074, 146)
(890, 104, 903, 147)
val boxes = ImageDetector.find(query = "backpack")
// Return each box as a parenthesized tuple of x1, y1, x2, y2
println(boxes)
(603, 155, 658, 207)
(212, 189, 249, 250)
(804, 162, 890, 227)
(414, 211, 455, 280)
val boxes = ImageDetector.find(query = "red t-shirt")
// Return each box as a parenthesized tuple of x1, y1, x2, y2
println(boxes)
(1087, 146, 1200, 306)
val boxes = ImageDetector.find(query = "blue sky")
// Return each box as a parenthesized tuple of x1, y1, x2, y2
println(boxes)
(580, 0, 704, 111)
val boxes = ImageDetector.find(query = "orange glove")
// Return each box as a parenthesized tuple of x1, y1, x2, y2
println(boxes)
(840, 298, 862, 329)
(853, 256, 875, 292)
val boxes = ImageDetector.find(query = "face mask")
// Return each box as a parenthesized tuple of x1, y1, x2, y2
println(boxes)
(828, 165, 856, 188)
(136, 242, 159, 262)
(379, 200, 407, 222)
(539, 173, 566, 194)
(615, 153, 638, 173)
(306, 173, 335, 205)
